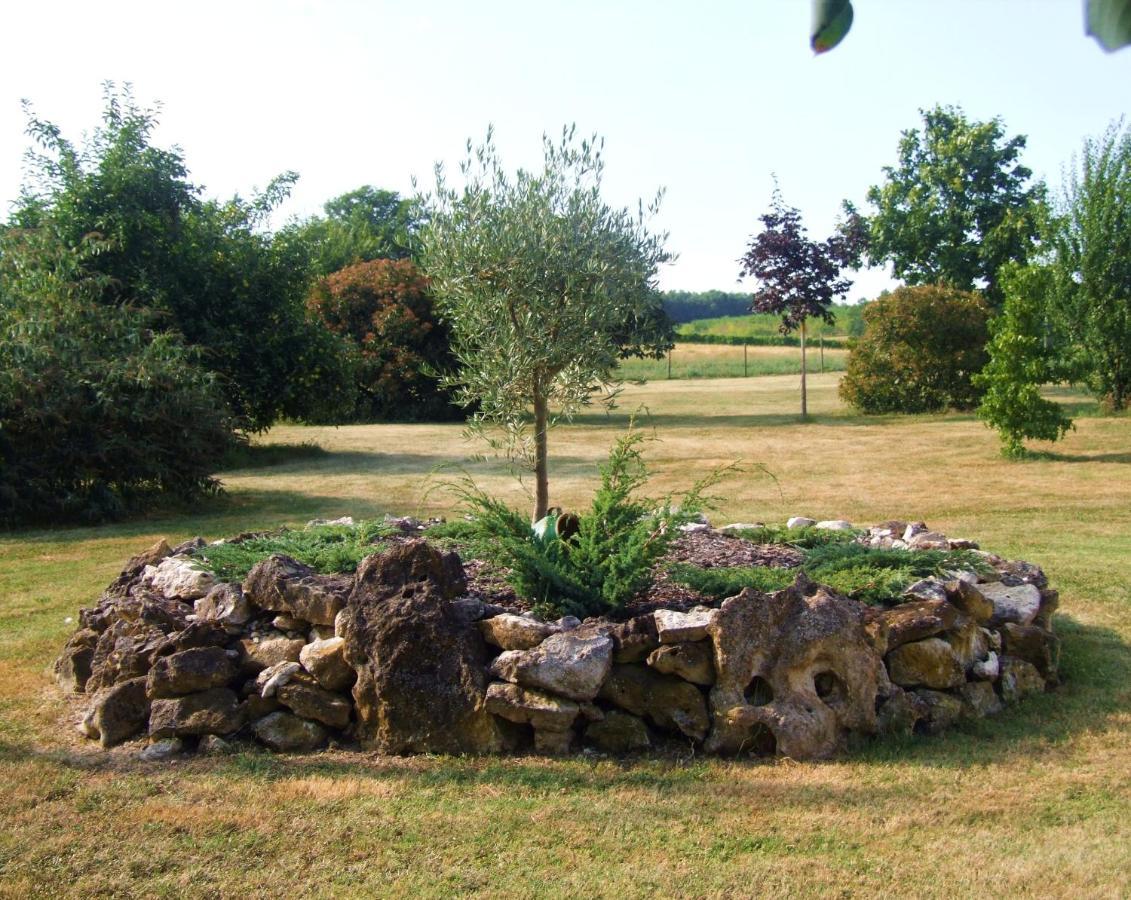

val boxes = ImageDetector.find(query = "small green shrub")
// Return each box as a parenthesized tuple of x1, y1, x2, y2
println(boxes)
(448, 429, 730, 619)
(191, 520, 397, 581)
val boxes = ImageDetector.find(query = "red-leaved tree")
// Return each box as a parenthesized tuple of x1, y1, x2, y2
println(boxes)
(307, 259, 463, 421)
(738, 186, 863, 416)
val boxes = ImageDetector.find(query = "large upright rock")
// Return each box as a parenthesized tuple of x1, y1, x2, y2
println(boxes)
(338, 541, 503, 754)
(705, 575, 881, 759)
(242, 555, 354, 626)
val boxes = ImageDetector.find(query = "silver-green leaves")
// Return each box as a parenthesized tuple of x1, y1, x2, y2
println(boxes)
(810, 0, 854, 54)
(1086, 0, 1131, 51)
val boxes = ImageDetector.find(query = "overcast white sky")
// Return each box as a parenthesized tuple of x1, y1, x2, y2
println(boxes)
(2, 0, 1129, 298)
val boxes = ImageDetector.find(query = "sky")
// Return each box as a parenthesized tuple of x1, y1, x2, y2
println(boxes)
(2, 0, 1130, 299)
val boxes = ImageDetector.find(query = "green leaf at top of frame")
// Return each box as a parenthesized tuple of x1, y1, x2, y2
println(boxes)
(1086, 0, 1131, 51)
(811, 0, 854, 54)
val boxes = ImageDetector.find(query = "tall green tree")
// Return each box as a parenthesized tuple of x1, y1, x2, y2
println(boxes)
(975, 264, 1074, 457)
(854, 105, 1045, 308)
(284, 185, 424, 279)
(420, 127, 672, 522)
(1048, 120, 1131, 410)
(12, 84, 353, 430)
(738, 185, 860, 417)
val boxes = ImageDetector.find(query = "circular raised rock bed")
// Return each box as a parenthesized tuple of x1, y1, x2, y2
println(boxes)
(54, 517, 1060, 760)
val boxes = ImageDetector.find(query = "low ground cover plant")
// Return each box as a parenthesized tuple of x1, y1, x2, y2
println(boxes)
(669, 537, 989, 606)
(190, 519, 397, 581)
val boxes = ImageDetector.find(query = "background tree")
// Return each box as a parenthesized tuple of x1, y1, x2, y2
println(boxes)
(283, 185, 425, 279)
(738, 185, 860, 416)
(1047, 120, 1131, 410)
(420, 127, 672, 522)
(854, 105, 1045, 308)
(0, 227, 239, 524)
(307, 258, 463, 421)
(975, 264, 1074, 457)
(13, 84, 354, 430)
(839, 285, 991, 414)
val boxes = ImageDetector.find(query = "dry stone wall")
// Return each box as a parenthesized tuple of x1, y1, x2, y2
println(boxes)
(54, 520, 1061, 761)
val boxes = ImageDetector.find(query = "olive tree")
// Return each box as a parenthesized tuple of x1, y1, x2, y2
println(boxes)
(420, 127, 672, 521)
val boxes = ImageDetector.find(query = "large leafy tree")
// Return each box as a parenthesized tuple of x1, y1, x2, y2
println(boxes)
(284, 185, 425, 279)
(420, 127, 672, 522)
(12, 84, 352, 430)
(738, 186, 860, 417)
(854, 106, 1045, 308)
(1048, 120, 1131, 410)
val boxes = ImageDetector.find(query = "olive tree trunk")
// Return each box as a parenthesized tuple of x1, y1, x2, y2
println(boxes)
(532, 382, 550, 523)
(800, 318, 808, 418)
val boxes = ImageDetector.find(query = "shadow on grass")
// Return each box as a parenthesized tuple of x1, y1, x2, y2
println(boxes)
(218, 441, 327, 471)
(1031, 450, 1131, 464)
(5, 615, 1126, 789)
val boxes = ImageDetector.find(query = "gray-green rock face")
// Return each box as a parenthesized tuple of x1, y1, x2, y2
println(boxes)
(85, 677, 151, 748)
(981, 582, 1042, 627)
(647, 641, 715, 686)
(252, 711, 327, 752)
(585, 710, 651, 753)
(146, 647, 238, 698)
(1001, 623, 1060, 682)
(276, 676, 352, 730)
(1000, 656, 1046, 703)
(148, 688, 244, 738)
(242, 554, 353, 626)
(484, 682, 579, 732)
(598, 664, 709, 741)
(887, 638, 965, 690)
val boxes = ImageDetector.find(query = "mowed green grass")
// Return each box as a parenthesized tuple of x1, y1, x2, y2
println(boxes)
(1, 373, 1129, 898)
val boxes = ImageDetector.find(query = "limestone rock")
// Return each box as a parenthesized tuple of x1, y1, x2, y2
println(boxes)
(902, 579, 949, 604)
(880, 599, 959, 650)
(942, 618, 990, 671)
(886, 638, 965, 690)
(253, 711, 327, 752)
(914, 689, 964, 734)
(646, 642, 715, 686)
(608, 614, 660, 663)
(786, 516, 816, 529)
(478, 613, 555, 651)
(946, 580, 994, 623)
(276, 675, 352, 730)
(86, 620, 168, 693)
(159, 620, 229, 654)
(1000, 656, 1046, 703)
(144, 555, 216, 601)
(489, 632, 613, 702)
(598, 664, 709, 741)
(876, 689, 929, 736)
(54, 628, 99, 693)
(339, 540, 503, 754)
(242, 554, 353, 626)
(299, 637, 356, 692)
(257, 661, 302, 698)
(138, 738, 184, 761)
(84, 677, 151, 747)
(908, 531, 950, 550)
(145, 647, 238, 699)
(198, 735, 232, 755)
(959, 681, 1003, 718)
(585, 710, 651, 753)
(654, 607, 716, 644)
(239, 632, 306, 673)
(272, 614, 308, 633)
(533, 729, 574, 754)
(971, 651, 1000, 682)
(815, 520, 854, 531)
(1002, 623, 1060, 682)
(705, 577, 880, 759)
(484, 682, 579, 732)
(980, 582, 1042, 627)
(1035, 589, 1059, 630)
(148, 688, 244, 739)
(194, 582, 252, 626)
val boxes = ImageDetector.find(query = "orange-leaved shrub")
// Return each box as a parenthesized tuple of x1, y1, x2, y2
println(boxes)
(307, 259, 464, 421)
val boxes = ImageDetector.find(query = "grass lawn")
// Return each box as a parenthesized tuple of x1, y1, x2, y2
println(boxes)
(1, 373, 1128, 897)
(618, 342, 847, 381)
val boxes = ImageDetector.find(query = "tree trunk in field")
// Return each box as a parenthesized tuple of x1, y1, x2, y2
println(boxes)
(532, 384, 550, 523)
(800, 319, 808, 418)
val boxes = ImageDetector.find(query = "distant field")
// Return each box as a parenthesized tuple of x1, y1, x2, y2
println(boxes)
(676, 308, 862, 345)
(0, 374, 1127, 897)
(618, 341, 847, 380)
